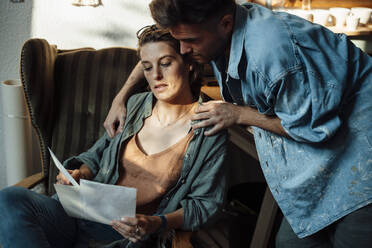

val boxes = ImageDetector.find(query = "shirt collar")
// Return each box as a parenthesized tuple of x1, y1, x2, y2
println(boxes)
(226, 4, 248, 79)
(142, 93, 154, 118)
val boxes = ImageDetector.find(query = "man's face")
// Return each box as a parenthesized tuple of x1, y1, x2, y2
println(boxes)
(169, 17, 233, 64)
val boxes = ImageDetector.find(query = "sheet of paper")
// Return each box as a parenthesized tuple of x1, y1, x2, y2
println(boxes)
(48, 148, 79, 186)
(50, 148, 137, 225)
(54, 180, 137, 225)
(54, 183, 82, 219)
(80, 179, 137, 224)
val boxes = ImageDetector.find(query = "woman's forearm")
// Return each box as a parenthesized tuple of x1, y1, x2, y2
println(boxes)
(164, 208, 183, 230)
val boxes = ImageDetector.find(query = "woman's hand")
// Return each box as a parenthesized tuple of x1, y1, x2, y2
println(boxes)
(111, 214, 162, 243)
(56, 164, 93, 185)
(56, 169, 81, 185)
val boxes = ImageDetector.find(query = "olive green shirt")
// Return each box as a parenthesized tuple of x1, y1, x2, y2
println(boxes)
(63, 92, 229, 233)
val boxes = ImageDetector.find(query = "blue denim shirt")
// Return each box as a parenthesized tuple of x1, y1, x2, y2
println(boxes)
(211, 3, 372, 238)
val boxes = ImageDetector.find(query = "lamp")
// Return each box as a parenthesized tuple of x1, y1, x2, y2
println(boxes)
(72, 0, 101, 7)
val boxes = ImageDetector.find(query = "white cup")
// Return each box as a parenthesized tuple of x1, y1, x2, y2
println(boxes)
(351, 7, 372, 25)
(330, 7, 350, 28)
(312, 10, 331, 26)
(346, 14, 360, 31)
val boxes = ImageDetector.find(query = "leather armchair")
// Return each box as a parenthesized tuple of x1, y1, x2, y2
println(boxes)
(16, 39, 144, 195)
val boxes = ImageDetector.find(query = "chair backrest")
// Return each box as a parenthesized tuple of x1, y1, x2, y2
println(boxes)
(21, 39, 142, 195)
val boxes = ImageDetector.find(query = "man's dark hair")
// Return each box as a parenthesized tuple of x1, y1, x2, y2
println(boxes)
(149, 0, 236, 28)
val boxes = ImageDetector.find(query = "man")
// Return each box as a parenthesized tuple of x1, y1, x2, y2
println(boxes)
(105, 0, 372, 246)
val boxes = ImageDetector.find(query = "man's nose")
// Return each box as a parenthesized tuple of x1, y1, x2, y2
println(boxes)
(180, 42, 192, 55)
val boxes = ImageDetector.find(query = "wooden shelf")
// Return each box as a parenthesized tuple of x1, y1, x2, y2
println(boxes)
(248, 0, 372, 9)
(327, 24, 372, 36)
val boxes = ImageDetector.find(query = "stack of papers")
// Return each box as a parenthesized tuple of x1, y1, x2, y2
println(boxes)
(49, 148, 137, 225)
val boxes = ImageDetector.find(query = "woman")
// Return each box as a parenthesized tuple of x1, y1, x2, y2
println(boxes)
(0, 26, 228, 248)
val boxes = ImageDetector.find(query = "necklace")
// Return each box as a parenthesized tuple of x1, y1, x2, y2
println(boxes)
(155, 103, 195, 128)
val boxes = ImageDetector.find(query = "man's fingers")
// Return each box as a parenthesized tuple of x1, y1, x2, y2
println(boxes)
(194, 104, 212, 113)
(194, 100, 224, 113)
(192, 119, 216, 130)
(117, 116, 126, 133)
(106, 123, 115, 138)
(204, 124, 222, 136)
(191, 112, 213, 121)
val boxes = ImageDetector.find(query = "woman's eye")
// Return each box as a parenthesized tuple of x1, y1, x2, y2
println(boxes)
(160, 62, 171, 67)
(143, 67, 152, 71)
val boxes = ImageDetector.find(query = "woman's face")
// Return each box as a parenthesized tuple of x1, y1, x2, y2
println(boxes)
(140, 41, 192, 103)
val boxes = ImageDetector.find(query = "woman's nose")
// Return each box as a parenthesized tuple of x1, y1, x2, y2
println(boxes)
(153, 67, 163, 80)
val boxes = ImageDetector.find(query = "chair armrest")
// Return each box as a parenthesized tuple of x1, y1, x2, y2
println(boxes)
(14, 172, 44, 189)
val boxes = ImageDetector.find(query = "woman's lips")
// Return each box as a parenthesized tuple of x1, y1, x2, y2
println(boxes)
(154, 83, 168, 91)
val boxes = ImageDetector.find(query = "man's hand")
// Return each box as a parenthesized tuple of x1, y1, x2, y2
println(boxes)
(103, 99, 127, 138)
(111, 214, 162, 243)
(191, 100, 240, 136)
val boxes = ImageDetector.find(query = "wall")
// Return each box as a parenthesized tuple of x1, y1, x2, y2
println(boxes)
(0, 0, 152, 189)
(249, 0, 372, 9)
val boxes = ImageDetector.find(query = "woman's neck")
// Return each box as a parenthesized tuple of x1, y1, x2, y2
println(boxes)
(154, 97, 196, 127)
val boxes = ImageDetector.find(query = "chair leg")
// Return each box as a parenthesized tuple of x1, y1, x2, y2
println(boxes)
(250, 186, 278, 248)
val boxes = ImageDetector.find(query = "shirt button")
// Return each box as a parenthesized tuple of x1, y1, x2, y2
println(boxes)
(181, 179, 186, 184)
(259, 132, 262, 138)
(265, 161, 269, 167)
(165, 197, 170, 201)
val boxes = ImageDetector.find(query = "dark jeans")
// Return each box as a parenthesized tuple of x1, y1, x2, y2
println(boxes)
(0, 186, 123, 248)
(276, 203, 372, 248)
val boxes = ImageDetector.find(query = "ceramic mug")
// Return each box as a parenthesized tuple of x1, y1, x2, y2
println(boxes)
(330, 7, 350, 28)
(312, 9, 331, 26)
(287, 9, 313, 22)
(351, 7, 372, 25)
(346, 14, 360, 31)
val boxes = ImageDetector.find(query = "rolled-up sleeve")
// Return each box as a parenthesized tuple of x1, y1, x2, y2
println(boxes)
(180, 133, 228, 231)
(63, 132, 111, 176)
(271, 70, 342, 143)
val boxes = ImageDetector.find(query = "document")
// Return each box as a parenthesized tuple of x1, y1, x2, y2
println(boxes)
(49, 149, 137, 225)
(49, 148, 79, 186)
